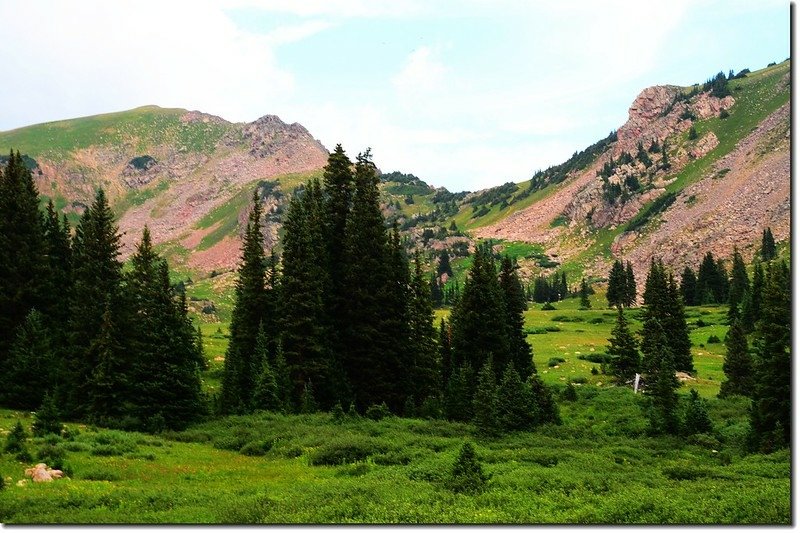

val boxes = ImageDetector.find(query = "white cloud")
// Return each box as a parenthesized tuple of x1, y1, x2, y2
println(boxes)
(219, 0, 424, 18)
(392, 46, 448, 96)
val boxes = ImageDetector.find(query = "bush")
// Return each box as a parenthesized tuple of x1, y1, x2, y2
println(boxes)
(36, 444, 71, 476)
(696, 319, 708, 327)
(365, 402, 392, 421)
(213, 435, 249, 452)
(662, 464, 712, 481)
(578, 353, 610, 364)
(571, 376, 588, 384)
(32, 393, 62, 437)
(591, 367, 599, 375)
(91, 444, 127, 457)
(373, 450, 413, 466)
(707, 334, 721, 344)
(541, 302, 556, 311)
(587, 317, 604, 324)
(336, 463, 371, 477)
(240, 440, 274, 457)
(562, 382, 578, 401)
(309, 437, 387, 466)
(80, 468, 121, 481)
(527, 452, 559, 467)
(547, 357, 565, 367)
(719, 109, 730, 119)
(447, 442, 489, 494)
(552, 315, 583, 322)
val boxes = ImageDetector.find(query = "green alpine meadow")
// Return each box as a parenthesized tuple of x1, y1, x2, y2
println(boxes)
(0, 4, 790, 525)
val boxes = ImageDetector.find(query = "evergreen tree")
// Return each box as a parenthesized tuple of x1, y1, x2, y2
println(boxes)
(299, 380, 318, 414)
(680, 266, 697, 306)
(683, 389, 712, 435)
(647, 341, 680, 435)
(449, 244, 510, 382)
(696, 252, 720, 304)
(741, 260, 764, 333)
(760, 227, 776, 261)
(128, 228, 204, 430)
(473, 357, 499, 435)
(447, 442, 489, 494)
(409, 252, 440, 405)
(87, 303, 131, 425)
(528, 374, 560, 425)
(41, 200, 72, 348)
(252, 357, 281, 412)
(63, 189, 125, 418)
(445, 364, 473, 422)
(438, 318, 453, 389)
(719, 317, 753, 398)
(606, 260, 625, 307)
(31, 392, 62, 437)
(280, 180, 339, 409)
(221, 191, 268, 414)
(641, 259, 692, 374)
(341, 151, 407, 411)
(499, 256, 534, 377)
(496, 364, 537, 431)
(579, 277, 591, 308)
(728, 247, 749, 312)
(749, 261, 790, 450)
(4, 421, 30, 459)
(665, 273, 693, 373)
(607, 307, 640, 383)
(437, 249, 453, 278)
(1, 309, 55, 409)
(0, 151, 48, 372)
(382, 224, 413, 410)
(624, 262, 637, 307)
(715, 257, 729, 303)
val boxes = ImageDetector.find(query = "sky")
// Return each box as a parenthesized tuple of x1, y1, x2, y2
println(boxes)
(0, 0, 790, 192)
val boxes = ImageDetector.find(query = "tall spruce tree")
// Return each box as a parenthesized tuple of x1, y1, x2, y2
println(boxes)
(280, 180, 339, 409)
(382, 224, 413, 410)
(624, 261, 637, 307)
(128, 228, 204, 430)
(409, 252, 439, 405)
(646, 324, 680, 435)
(1, 309, 55, 409)
(749, 261, 790, 450)
(607, 307, 640, 383)
(496, 363, 537, 431)
(450, 244, 510, 383)
(715, 257, 729, 303)
(741, 260, 764, 333)
(579, 277, 591, 309)
(473, 357, 499, 436)
(760, 227, 776, 261)
(437, 249, 453, 278)
(87, 303, 130, 425)
(719, 317, 753, 398)
(41, 200, 72, 341)
(221, 190, 268, 414)
(438, 318, 452, 390)
(680, 266, 697, 306)
(697, 251, 722, 304)
(728, 247, 749, 310)
(445, 363, 473, 422)
(63, 188, 126, 418)
(0, 151, 48, 370)
(499, 256, 534, 377)
(606, 260, 625, 307)
(341, 150, 404, 411)
(665, 273, 693, 373)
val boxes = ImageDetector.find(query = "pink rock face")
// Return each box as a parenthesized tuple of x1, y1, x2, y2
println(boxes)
(24, 463, 64, 482)
(617, 85, 682, 144)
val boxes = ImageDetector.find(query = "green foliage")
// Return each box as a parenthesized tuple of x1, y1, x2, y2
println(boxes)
(707, 335, 721, 344)
(32, 393, 62, 437)
(300, 381, 318, 414)
(688, 126, 698, 140)
(239, 440, 274, 457)
(365, 403, 392, 421)
(625, 192, 677, 232)
(4, 421, 29, 456)
(309, 436, 388, 466)
(760, 227, 776, 261)
(496, 364, 537, 431)
(473, 358, 500, 435)
(607, 307, 640, 383)
(683, 389, 712, 436)
(719, 318, 753, 398)
(447, 442, 489, 494)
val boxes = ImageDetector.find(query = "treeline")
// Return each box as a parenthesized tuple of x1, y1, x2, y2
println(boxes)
(0, 152, 204, 432)
(220, 146, 557, 433)
(605, 240, 789, 451)
(605, 260, 637, 307)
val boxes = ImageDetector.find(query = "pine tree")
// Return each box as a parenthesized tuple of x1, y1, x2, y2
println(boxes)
(382, 224, 413, 410)
(719, 317, 752, 398)
(665, 273, 693, 373)
(696, 252, 719, 304)
(496, 364, 537, 431)
(63, 188, 126, 419)
(715, 257, 729, 303)
(728, 247, 749, 313)
(31, 392, 62, 437)
(528, 374, 560, 424)
(409, 252, 439, 405)
(749, 261, 790, 450)
(624, 261, 637, 307)
(447, 442, 489, 494)
(1, 310, 55, 409)
(683, 389, 712, 435)
(606, 260, 625, 307)
(221, 190, 267, 414)
(0, 151, 48, 372)
(41, 200, 72, 349)
(499, 256, 534, 377)
(280, 180, 339, 409)
(4, 421, 30, 458)
(438, 318, 452, 390)
(607, 307, 640, 383)
(579, 277, 591, 309)
(680, 266, 697, 306)
(445, 364, 473, 422)
(437, 249, 453, 278)
(741, 260, 764, 333)
(450, 244, 510, 383)
(252, 357, 281, 412)
(647, 342, 680, 435)
(473, 357, 499, 436)
(760, 227, 776, 261)
(87, 304, 130, 425)
(299, 380, 318, 414)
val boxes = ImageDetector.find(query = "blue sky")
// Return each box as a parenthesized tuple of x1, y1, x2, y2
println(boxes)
(0, 0, 790, 191)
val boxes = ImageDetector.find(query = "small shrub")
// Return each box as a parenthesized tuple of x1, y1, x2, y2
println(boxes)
(213, 435, 249, 452)
(688, 126, 698, 140)
(240, 440, 274, 457)
(271, 443, 304, 459)
(0, 473, 4, 491)
(686, 433, 721, 449)
(587, 317, 604, 324)
(91, 444, 126, 457)
(719, 109, 730, 119)
(335, 463, 371, 477)
(591, 367, 599, 375)
(541, 302, 556, 311)
(32, 393, 62, 437)
(80, 468, 122, 481)
(447, 442, 489, 494)
(552, 315, 583, 322)
(330, 402, 346, 423)
(662, 464, 712, 481)
(547, 357, 565, 367)
(544, 325, 561, 332)
(309, 437, 387, 466)
(571, 376, 588, 384)
(4, 421, 28, 455)
(373, 450, 413, 466)
(36, 444, 69, 474)
(707, 334, 721, 344)
(365, 402, 392, 421)
(562, 382, 578, 401)
(696, 319, 707, 327)
(527, 452, 559, 467)
(577, 353, 609, 364)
